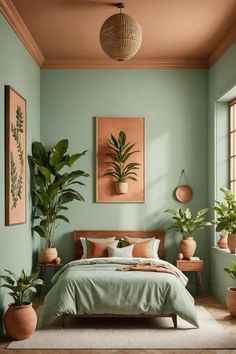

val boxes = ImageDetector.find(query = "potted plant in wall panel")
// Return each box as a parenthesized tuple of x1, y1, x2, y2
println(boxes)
(0, 269, 43, 340)
(104, 131, 140, 194)
(213, 187, 236, 254)
(224, 261, 236, 317)
(29, 139, 89, 263)
(165, 207, 212, 259)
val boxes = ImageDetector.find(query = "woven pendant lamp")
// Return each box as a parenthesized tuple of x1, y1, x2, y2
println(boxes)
(99, 2, 142, 61)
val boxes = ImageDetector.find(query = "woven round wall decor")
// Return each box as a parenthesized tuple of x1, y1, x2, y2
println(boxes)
(175, 170, 193, 203)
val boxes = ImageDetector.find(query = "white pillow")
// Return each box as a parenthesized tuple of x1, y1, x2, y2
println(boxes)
(108, 244, 134, 258)
(80, 238, 119, 259)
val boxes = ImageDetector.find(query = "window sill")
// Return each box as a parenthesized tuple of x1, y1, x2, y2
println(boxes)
(211, 246, 236, 258)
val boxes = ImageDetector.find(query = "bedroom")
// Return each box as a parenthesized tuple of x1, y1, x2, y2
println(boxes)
(0, 0, 236, 352)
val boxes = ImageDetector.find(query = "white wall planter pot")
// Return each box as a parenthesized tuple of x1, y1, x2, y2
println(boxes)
(116, 182, 128, 194)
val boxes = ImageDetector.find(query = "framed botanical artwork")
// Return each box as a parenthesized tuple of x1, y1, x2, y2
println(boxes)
(96, 116, 145, 202)
(5, 86, 26, 225)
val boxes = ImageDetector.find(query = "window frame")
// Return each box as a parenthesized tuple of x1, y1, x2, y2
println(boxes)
(229, 98, 236, 197)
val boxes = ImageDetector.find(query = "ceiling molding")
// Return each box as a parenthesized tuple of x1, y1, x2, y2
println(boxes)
(42, 58, 209, 69)
(208, 23, 236, 65)
(0, 0, 234, 69)
(0, 0, 45, 66)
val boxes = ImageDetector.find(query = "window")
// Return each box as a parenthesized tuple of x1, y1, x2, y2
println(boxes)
(229, 98, 236, 197)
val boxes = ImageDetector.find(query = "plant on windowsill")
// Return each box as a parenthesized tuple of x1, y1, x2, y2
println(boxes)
(0, 269, 43, 340)
(224, 261, 236, 317)
(164, 207, 212, 259)
(104, 131, 141, 194)
(29, 139, 89, 263)
(213, 187, 236, 254)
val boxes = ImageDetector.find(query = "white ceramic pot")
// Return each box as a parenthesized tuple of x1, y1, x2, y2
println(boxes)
(116, 182, 128, 194)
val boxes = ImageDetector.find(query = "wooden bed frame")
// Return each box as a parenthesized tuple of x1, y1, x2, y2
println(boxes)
(73, 229, 165, 260)
(69, 229, 177, 328)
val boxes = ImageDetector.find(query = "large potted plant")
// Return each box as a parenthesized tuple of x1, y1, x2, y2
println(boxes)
(165, 207, 212, 259)
(224, 261, 236, 317)
(29, 139, 89, 263)
(104, 131, 140, 194)
(0, 269, 43, 340)
(213, 187, 236, 253)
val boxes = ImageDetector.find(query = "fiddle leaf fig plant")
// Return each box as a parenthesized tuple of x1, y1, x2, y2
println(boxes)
(104, 131, 140, 183)
(165, 207, 212, 236)
(29, 139, 89, 248)
(213, 187, 236, 233)
(0, 269, 43, 306)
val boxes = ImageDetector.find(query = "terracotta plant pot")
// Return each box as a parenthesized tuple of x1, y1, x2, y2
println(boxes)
(180, 236, 196, 259)
(4, 303, 37, 340)
(226, 287, 236, 317)
(116, 182, 128, 194)
(217, 233, 228, 249)
(40, 247, 58, 263)
(227, 234, 236, 254)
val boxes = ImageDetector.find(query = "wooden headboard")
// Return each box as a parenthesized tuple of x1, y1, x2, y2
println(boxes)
(73, 230, 165, 260)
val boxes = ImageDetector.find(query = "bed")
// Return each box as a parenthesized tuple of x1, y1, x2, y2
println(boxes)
(39, 230, 199, 328)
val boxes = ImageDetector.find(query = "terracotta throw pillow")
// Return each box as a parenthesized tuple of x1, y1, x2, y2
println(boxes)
(124, 239, 150, 258)
(87, 240, 114, 258)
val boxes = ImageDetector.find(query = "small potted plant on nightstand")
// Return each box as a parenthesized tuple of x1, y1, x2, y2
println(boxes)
(224, 261, 236, 317)
(213, 187, 236, 254)
(104, 131, 141, 194)
(165, 207, 212, 259)
(0, 269, 43, 340)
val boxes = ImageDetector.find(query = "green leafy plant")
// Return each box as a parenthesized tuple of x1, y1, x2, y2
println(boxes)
(165, 207, 212, 236)
(29, 139, 89, 248)
(0, 269, 43, 306)
(213, 187, 236, 233)
(224, 261, 236, 280)
(104, 131, 140, 183)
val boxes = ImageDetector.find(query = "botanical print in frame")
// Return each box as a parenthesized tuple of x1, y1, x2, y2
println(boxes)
(96, 116, 145, 202)
(5, 86, 26, 225)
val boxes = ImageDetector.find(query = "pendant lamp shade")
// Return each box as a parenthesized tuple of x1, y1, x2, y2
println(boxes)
(99, 5, 142, 61)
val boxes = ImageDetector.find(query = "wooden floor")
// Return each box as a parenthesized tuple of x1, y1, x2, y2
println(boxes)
(0, 295, 236, 354)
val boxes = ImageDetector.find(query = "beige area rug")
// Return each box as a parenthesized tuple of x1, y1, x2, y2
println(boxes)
(7, 306, 236, 349)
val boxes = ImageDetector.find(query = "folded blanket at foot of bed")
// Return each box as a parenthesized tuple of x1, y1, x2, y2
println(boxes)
(116, 262, 180, 277)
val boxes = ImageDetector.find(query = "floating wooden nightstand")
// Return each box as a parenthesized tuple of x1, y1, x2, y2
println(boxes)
(175, 260, 204, 295)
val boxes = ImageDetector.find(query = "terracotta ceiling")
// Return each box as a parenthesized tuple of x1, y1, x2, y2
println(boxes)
(1, 0, 236, 68)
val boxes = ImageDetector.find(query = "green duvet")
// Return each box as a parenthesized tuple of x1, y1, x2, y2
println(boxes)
(39, 258, 199, 327)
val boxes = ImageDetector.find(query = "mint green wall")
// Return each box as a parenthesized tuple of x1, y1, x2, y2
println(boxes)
(2, 7, 234, 334)
(41, 68, 209, 292)
(0, 15, 41, 334)
(209, 43, 236, 304)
